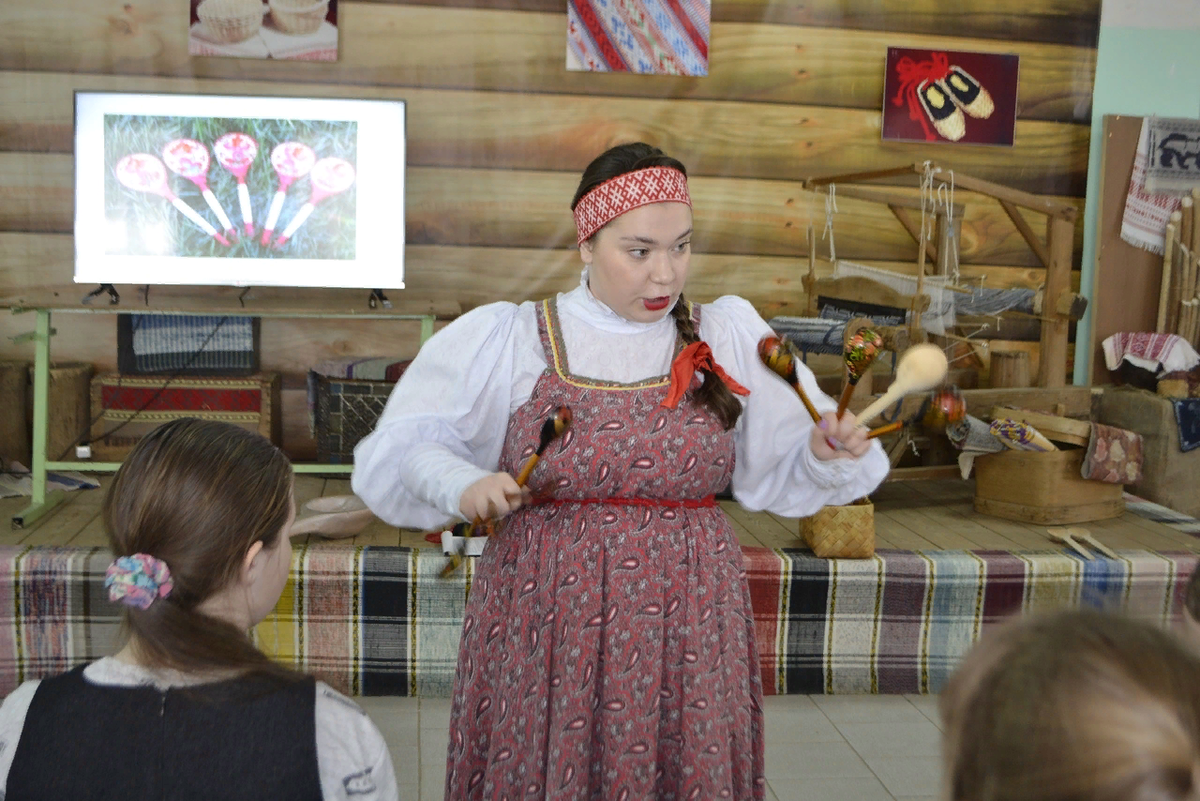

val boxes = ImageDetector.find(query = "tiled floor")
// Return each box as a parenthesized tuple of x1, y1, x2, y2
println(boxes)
(357, 693, 945, 801)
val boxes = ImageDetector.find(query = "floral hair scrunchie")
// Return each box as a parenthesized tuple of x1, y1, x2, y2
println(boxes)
(105, 553, 174, 610)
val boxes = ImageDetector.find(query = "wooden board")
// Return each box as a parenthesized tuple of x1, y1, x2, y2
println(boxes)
(0, 237, 1076, 333)
(0, 71, 1091, 195)
(990, 405, 1092, 446)
(0, 155, 1085, 266)
(381, 0, 1101, 47)
(0, 4, 1096, 124)
(1088, 115, 1164, 383)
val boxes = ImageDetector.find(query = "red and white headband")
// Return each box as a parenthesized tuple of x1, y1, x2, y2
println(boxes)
(573, 166, 691, 244)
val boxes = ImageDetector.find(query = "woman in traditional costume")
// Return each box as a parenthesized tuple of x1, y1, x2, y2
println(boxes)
(353, 142, 889, 800)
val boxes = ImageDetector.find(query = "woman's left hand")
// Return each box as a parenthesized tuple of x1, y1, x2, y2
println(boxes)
(810, 411, 871, 461)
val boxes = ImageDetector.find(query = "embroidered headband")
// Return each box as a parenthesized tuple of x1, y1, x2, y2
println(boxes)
(573, 166, 692, 244)
(105, 553, 174, 610)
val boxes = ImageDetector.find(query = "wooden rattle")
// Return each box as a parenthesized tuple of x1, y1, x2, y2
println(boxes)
(162, 138, 236, 241)
(837, 327, 883, 418)
(757, 335, 822, 424)
(274, 157, 356, 248)
(261, 141, 316, 245)
(114, 154, 231, 247)
(442, 406, 573, 578)
(213, 132, 259, 237)
(856, 344, 949, 429)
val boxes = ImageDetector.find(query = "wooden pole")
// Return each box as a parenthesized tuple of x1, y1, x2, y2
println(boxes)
(1181, 198, 1195, 339)
(806, 223, 817, 314)
(913, 210, 928, 342)
(1037, 215, 1074, 387)
(1158, 221, 1176, 333)
(1190, 190, 1200, 344)
(1167, 210, 1184, 334)
(934, 211, 954, 276)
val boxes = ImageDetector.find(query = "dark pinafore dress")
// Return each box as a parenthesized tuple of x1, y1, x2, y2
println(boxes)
(445, 298, 766, 800)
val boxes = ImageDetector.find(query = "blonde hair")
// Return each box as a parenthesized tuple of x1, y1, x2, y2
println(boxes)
(940, 610, 1200, 801)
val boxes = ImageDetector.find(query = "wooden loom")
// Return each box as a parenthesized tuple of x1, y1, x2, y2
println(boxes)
(803, 162, 1086, 389)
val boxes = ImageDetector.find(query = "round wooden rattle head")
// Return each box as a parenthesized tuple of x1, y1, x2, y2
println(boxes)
(844, 327, 883, 382)
(114, 154, 170, 196)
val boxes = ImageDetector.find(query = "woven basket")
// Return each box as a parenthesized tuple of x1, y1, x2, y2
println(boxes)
(800, 498, 875, 558)
(197, 0, 264, 43)
(269, 0, 328, 34)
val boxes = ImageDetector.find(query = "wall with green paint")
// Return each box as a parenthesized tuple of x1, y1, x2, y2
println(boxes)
(1075, 4, 1200, 384)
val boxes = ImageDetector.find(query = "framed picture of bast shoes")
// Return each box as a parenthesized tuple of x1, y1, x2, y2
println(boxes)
(882, 47, 1019, 147)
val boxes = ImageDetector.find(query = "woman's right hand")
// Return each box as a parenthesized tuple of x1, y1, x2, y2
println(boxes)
(459, 472, 531, 522)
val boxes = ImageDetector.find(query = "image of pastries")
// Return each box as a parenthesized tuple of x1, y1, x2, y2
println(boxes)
(939, 66, 995, 119)
(917, 79, 966, 142)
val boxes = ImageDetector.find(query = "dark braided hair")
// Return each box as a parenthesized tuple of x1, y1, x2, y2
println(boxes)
(573, 143, 743, 431)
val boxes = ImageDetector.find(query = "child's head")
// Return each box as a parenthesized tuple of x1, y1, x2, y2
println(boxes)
(103, 418, 295, 677)
(1185, 567, 1200, 647)
(940, 609, 1200, 801)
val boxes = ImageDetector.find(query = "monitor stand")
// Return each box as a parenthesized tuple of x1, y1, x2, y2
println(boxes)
(368, 288, 392, 309)
(82, 284, 120, 305)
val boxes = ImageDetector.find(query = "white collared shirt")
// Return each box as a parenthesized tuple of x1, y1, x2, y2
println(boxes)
(352, 276, 889, 529)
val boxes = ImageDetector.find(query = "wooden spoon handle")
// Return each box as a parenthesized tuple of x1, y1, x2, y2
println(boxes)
(865, 420, 904, 439)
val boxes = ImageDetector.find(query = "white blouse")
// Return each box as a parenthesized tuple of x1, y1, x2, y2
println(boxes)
(352, 276, 890, 529)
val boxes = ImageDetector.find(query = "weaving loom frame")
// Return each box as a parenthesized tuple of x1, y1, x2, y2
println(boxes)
(804, 161, 1081, 388)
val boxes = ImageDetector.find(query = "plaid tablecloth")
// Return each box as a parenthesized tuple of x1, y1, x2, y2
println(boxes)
(0, 535, 1194, 698)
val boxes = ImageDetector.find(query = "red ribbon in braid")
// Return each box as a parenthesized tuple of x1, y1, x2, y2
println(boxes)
(661, 341, 750, 410)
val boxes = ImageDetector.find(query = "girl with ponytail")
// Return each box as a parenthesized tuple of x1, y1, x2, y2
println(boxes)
(0, 419, 398, 800)
(353, 142, 890, 799)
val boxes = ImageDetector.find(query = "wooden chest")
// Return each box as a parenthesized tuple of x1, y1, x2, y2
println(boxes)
(973, 448, 1125, 524)
(90, 373, 281, 461)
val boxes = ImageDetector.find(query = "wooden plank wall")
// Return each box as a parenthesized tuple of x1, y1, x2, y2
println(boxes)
(0, 0, 1099, 457)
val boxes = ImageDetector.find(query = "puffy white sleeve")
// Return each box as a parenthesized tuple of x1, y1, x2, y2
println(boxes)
(351, 302, 537, 529)
(704, 296, 891, 518)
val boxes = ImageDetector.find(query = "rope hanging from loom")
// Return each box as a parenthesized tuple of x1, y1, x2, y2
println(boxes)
(822, 184, 838, 263)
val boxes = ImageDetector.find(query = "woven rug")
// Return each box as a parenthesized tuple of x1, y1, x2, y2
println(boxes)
(0, 502, 1194, 698)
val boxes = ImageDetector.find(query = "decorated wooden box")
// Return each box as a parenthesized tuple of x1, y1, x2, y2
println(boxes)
(90, 373, 281, 460)
(311, 357, 411, 464)
(314, 377, 395, 464)
(973, 448, 1125, 524)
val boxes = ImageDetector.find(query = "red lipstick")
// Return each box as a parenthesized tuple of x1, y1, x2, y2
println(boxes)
(643, 297, 670, 311)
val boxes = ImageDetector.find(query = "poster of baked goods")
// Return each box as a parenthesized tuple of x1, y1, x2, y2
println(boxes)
(189, 0, 339, 61)
(882, 48, 1019, 146)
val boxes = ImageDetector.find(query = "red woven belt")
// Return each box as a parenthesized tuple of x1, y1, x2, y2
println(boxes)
(532, 495, 717, 509)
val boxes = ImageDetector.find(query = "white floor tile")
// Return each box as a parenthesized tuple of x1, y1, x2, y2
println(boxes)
(388, 745, 420, 783)
(419, 763, 445, 801)
(812, 694, 930, 724)
(771, 775, 895, 801)
(766, 741, 874, 780)
(903, 694, 944, 730)
(864, 756, 943, 797)
(764, 696, 846, 743)
(420, 697, 451, 731)
(836, 720, 943, 759)
(358, 695, 421, 747)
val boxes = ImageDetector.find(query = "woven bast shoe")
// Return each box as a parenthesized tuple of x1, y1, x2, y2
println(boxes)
(917, 79, 966, 141)
(940, 66, 994, 119)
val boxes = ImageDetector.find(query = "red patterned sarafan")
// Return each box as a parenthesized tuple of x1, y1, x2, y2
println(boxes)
(573, 166, 691, 244)
(444, 298, 766, 800)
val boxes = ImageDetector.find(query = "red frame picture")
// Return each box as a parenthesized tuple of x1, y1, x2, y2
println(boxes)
(882, 47, 1019, 147)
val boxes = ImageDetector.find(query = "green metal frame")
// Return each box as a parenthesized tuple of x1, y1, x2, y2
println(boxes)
(11, 308, 437, 529)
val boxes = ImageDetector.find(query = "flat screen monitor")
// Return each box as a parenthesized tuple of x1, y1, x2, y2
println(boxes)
(74, 91, 406, 289)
